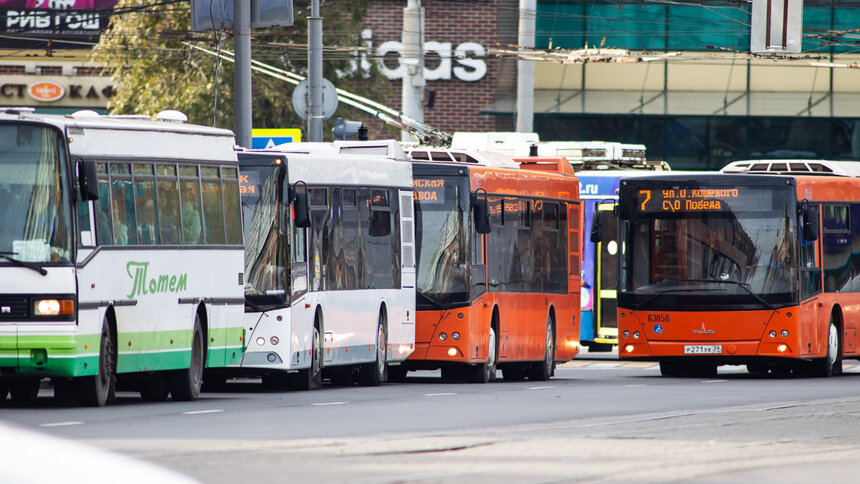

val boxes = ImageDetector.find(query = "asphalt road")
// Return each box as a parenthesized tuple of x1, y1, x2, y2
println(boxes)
(4, 359, 860, 483)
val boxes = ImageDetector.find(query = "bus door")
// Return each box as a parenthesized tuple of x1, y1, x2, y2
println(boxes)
(594, 202, 618, 344)
(470, 206, 489, 360)
(799, 205, 822, 357)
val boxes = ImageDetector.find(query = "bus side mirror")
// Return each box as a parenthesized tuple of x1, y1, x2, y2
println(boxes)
(78, 160, 99, 201)
(293, 185, 310, 228)
(802, 208, 819, 241)
(590, 210, 605, 243)
(473, 197, 491, 234)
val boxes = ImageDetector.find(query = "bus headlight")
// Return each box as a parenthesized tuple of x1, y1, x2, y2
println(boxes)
(256, 337, 266, 346)
(34, 298, 75, 316)
(439, 332, 447, 341)
(633, 331, 640, 339)
(777, 344, 788, 353)
(781, 330, 789, 338)
(624, 344, 635, 353)
(447, 347, 458, 357)
(451, 332, 460, 340)
(769, 330, 777, 338)
(270, 336, 279, 345)
(623, 330, 630, 338)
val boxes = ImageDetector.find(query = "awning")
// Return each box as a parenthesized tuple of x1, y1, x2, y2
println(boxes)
(481, 90, 860, 118)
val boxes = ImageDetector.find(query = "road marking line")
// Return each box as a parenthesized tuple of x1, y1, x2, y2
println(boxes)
(424, 392, 457, 397)
(527, 386, 554, 390)
(312, 401, 349, 406)
(589, 362, 623, 369)
(702, 380, 728, 383)
(624, 384, 646, 387)
(39, 421, 84, 427)
(182, 409, 225, 415)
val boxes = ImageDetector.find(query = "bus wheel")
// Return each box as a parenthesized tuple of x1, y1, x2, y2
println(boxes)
(659, 359, 682, 377)
(468, 325, 498, 384)
(813, 319, 841, 377)
(290, 326, 322, 391)
(359, 319, 387, 386)
(139, 375, 170, 402)
(169, 315, 205, 401)
(502, 365, 526, 381)
(77, 317, 116, 407)
(10, 378, 41, 403)
(528, 319, 555, 381)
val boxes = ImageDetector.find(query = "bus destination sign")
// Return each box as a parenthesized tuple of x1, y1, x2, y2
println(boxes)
(637, 187, 766, 213)
(414, 178, 446, 204)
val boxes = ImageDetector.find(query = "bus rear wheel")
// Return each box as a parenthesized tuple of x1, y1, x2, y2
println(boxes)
(813, 319, 841, 377)
(359, 319, 387, 386)
(528, 318, 554, 381)
(290, 325, 322, 391)
(77, 317, 116, 407)
(168, 315, 205, 401)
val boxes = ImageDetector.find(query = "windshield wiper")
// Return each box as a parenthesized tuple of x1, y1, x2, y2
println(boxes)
(673, 279, 774, 310)
(0, 252, 47, 276)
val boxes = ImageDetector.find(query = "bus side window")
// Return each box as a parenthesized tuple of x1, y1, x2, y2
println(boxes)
(157, 165, 181, 245)
(179, 165, 203, 245)
(221, 167, 243, 245)
(201, 166, 226, 244)
(94, 162, 113, 245)
(133, 164, 157, 245)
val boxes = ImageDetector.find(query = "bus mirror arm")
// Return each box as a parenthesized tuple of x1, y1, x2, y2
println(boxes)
(293, 181, 311, 228)
(590, 210, 605, 243)
(472, 189, 491, 234)
(799, 200, 819, 241)
(78, 160, 99, 201)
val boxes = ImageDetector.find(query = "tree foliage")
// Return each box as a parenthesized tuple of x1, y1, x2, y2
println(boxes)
(93, 0, 392, 139)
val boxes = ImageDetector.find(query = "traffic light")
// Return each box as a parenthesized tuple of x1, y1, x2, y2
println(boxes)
(332, 118, 363, 140)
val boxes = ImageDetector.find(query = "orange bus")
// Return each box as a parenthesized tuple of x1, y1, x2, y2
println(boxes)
(608, 160, 860, 377)
(391, 151, 581, 383)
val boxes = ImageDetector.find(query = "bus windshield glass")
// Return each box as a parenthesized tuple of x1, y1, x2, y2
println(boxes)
(0, 123, 71, 265)
(620, 183, 797, 310)
(414, 175, 469, 307)
(240, 162, 290, 308)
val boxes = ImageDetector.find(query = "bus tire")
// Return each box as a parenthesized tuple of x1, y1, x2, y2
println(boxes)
(290, 325, 322, 391)
(467, 325, 498, 384)
(139, 375, 170, 401)
(77, 317, 116, 407)
(528, 318, 555, 381)
(359, 319, 387, 386)
(813, 319, 841, 377)
(169, 315, 205, 401)
(10, 378, 41, 403)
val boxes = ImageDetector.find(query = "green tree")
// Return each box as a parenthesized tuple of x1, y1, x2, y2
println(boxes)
(93, 0, 392, 139)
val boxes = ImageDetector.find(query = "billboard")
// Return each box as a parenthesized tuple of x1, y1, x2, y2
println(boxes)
(0, 0, 119, 48)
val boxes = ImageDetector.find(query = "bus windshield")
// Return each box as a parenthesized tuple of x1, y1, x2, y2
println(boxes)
(414, 175, 469, 307)
(240, 162, 290, 308)
(620, 184, 798, 310)
(0, 123, 71, 266)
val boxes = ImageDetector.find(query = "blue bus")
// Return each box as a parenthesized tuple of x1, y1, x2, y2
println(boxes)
(575, 149, 669, 352)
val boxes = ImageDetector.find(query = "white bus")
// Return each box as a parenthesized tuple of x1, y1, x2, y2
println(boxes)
(230, 142, 415, 389)
(0, 109, 245, 406)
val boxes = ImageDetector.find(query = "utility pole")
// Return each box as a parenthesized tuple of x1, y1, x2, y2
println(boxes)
(401, 0, 424, 143)
(516, 0, 535, 133)
(308, 0, 323, 141)
(234, 0, 252, 147)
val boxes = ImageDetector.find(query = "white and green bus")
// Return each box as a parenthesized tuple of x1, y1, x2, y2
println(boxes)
(0, 109, 245, 406)
(229, 141, 415, 389)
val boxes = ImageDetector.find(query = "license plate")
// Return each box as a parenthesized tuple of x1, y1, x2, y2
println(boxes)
(684, 345, 722, 355)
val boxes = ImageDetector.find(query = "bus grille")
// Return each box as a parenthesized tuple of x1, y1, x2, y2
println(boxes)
(0, 296, 29, 320)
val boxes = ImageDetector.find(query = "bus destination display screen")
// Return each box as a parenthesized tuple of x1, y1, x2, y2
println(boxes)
(414, 177, 447, 205)
(636, 186, 775, 213)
